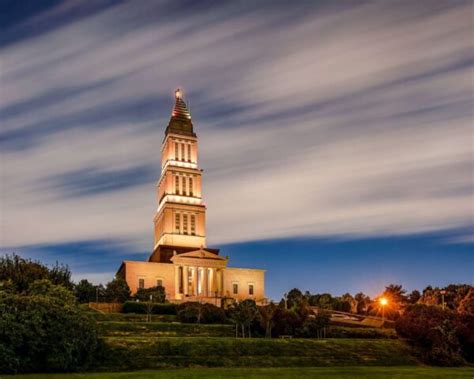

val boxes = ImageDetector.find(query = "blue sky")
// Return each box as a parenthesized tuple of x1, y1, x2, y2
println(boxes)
(1, 1, 473, 300)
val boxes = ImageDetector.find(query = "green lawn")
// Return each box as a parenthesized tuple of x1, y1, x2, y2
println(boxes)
(99, 337, 416, 370)
(6, 367, 473, 379)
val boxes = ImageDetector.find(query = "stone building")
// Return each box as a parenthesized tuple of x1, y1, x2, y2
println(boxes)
(117, 89, 265, 304)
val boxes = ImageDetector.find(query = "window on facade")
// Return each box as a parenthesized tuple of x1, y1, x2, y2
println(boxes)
(174, 142, 179, 160)
(190, 215, 196, 235)
(175, 175, 179, 194)
(183, 214, 188, 234)
(182, 176, 187, 195)
(175, 213, 181, 233)
(189, 177, 193, 196)
(187, 144, 191, 162)
(249, 284, 254, 295)
(233, 283, 238, 295)
(181, 144, 185, 161)
(157, 279, 163, 287)
(138, 279, 145, 289)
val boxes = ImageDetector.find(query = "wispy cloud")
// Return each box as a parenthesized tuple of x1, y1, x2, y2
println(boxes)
(1, 1, 473, 252)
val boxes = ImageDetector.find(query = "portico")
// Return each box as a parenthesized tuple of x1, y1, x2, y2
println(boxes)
(171, 249, 227, 300)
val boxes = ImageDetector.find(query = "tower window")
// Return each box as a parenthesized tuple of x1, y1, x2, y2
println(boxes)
(249, 284, 254, 295)
(138, 278, 145, 289)
(175, 213, 181, 233)
(182, 176, 187, 195)
(187, 144, 191, 162)
(183, 214, 188, 234)
(174, 142, 179, 160)
(189, 177, 193, 196)
(190, 215, 196, 235)
(181, 144, 185, 161)
(233, 283, 238, 295)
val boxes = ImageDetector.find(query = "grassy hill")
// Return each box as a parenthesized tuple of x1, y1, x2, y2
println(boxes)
(89, 312, 417, 371)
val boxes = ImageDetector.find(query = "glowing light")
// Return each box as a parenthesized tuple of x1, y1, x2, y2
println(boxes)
(379, 297, 388, 306)
(175, 89, 182, 99)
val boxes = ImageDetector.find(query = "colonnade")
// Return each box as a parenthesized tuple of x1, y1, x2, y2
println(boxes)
(175, 265, 224, 298)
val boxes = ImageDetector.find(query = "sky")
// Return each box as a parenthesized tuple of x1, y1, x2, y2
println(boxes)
(0, 0, 473, 300)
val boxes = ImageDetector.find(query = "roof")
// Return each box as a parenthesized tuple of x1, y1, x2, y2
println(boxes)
(165, 89, 196, 137)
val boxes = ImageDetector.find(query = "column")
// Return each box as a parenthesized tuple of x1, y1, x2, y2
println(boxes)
(203, 268, 209, 297)
(220, 269, 224, 297)
(183, 265, 189, 296)
(193, 266, 198, 296)
(174, 265, 179, 298)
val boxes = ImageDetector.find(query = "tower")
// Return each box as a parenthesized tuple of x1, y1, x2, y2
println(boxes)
(149, 89, 211, 262)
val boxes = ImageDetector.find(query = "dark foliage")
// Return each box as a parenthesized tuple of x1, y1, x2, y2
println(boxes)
(74, 279, 98, 303)
(122, 301, 177, 315)
(0, 280, 99, 374)
(0, 253, 73, 293)
(396, 304, 467, 366)
(134, 285, 166, 303)
(104, 277, 131, 303)
(296, 311, 331, 338)
(177, 302, 226, 324)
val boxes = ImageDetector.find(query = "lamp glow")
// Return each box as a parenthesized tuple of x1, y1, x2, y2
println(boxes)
(175, 89, 182, 99)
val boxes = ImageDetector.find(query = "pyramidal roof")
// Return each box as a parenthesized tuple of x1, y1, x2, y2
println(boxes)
(165, 89, 195, 137)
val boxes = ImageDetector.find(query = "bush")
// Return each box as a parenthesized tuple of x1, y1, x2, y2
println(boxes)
(134, 285, 166, 303)
(396, 304, 464, 366)
(177, 302, 226, 324)
(123, 301, 177, 315)
(0, 280, 99, 374)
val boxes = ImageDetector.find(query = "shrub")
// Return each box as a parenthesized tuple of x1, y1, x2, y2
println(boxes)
(134, 285, 166, 303)
(177, 302, 226, 324)
(396, 304, 464, 366)
(123, 301, 177, 315)
(0, 280, 99, 374)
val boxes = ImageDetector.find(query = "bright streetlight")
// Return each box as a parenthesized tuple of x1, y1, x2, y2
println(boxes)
(379, 297, 388, 325)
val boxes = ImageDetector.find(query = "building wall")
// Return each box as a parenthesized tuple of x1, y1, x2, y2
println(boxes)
(223, 268, 265, 301)
(123, 261, 175, 297)
(122, 261, 265, 303)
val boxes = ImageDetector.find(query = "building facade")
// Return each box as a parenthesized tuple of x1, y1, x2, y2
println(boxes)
(117, 89, 265, 304)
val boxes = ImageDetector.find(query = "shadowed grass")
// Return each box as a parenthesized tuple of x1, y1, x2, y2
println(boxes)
(4, 367, 473, 378)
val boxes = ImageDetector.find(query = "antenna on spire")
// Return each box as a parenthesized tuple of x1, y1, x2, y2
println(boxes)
(175, 88, 182, 99)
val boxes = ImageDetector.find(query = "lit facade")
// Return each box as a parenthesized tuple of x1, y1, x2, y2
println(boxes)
(117, 89, 265, 304)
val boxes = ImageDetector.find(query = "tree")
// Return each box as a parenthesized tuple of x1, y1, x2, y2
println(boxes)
(407, 290, 421, 304)
(0, 254, 73, 293)
(298, 311, 331, 338)
(228, 300, 258, 337)
(104, 277, 130, 303)
(396, 304, 464, 366)
(258, 302, 277, 338)
(74, 279, 97, 303)
(354, 292, 371, 314)
(0, 279, 99, 374)
(286, 288, 304, 308)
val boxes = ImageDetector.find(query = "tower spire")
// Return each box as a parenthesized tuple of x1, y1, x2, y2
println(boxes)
(172, 88, 191, 120)
(166, 88, 195, 137)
